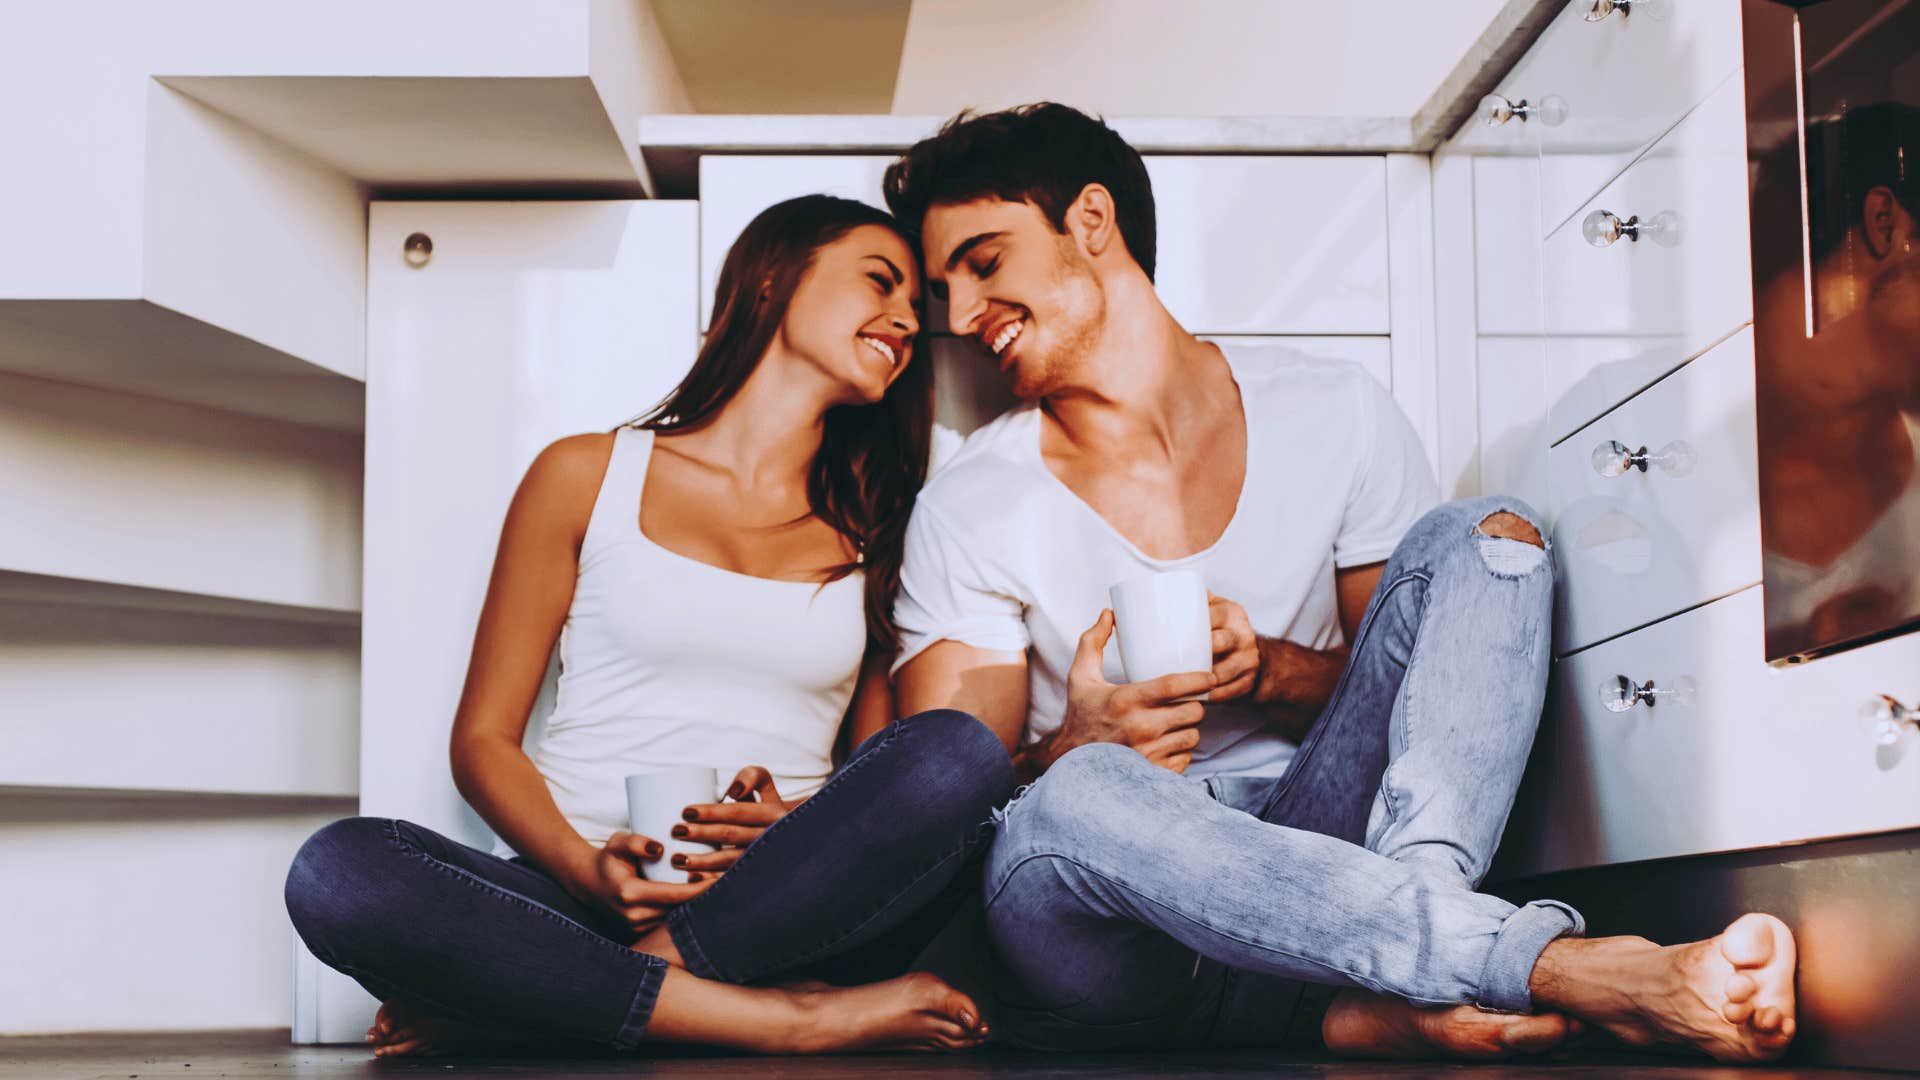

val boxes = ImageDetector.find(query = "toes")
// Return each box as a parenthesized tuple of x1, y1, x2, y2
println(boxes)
(1722, 998, 1755, 1024)
(1719, 912, 1785, 969)
(1724, 972, 1758, 1003)
(1498, 1014, 1570, 1055)
(1753, 1006, 1783, 1033)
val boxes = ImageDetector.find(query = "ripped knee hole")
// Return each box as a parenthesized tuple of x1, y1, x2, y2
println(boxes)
(1478, 511, 1544, 549)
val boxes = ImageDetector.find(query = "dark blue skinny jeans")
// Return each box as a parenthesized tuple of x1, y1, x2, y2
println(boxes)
(283, 708, 1013, 1050)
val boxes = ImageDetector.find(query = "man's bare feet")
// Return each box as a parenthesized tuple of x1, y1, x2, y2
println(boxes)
(781, 972, 989, 1054)
(1531, 912, 1798, 1063)
(1322, 989, 1576, 1060)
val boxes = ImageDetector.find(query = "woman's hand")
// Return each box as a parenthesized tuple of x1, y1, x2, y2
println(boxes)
(565, 832, 714, 936)
(671, 766, 793, 876)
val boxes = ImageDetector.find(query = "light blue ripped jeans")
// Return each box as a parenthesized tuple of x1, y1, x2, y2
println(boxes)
(981, 497, 1584, 1049)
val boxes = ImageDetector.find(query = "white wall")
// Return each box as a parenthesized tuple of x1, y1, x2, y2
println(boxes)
(891, 0, 1509, 118)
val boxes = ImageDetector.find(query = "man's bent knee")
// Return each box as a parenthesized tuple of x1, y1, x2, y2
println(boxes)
(1478, 510, 1543, 548)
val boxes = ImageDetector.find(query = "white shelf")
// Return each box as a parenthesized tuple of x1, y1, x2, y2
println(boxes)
(0, 300, 365, 432)
(0, 570, 359, 628)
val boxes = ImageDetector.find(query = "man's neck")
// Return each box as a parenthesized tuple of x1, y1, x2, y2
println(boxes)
(1041, 285, 1231, 463)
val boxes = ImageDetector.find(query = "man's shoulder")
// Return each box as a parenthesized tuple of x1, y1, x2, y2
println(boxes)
(919, 406, 1042, 511)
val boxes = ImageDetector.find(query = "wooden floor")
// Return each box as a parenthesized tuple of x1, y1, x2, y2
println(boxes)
(0, 1030, 1895, 1079)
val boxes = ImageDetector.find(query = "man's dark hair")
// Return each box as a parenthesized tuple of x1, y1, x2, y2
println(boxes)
(883, 103, 1157, 280)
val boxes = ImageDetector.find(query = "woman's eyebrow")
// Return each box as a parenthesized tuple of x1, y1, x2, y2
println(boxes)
(862, 254, 906, 285)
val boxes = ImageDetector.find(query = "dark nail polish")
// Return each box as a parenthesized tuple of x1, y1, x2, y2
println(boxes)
(670, 854, 687, 868)
(725, 782, 745, 800)
(682, 808, 699, 821)
(645, 841, 663, 858)
(671, 824, 688, 838)
(687, 872, 704, 882)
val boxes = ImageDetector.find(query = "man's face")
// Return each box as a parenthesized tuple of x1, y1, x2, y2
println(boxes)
(920, 197, 1106, 399)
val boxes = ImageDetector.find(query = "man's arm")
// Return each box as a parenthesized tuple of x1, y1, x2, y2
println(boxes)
(898, 616, 1213, 784)
(1240, 561, 1385, 741)
(896, 640, 1030, 749)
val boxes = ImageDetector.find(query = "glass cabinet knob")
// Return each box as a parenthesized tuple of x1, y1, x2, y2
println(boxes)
(1591, 440, 1696, 478)
(1600, 674, 1695, 713)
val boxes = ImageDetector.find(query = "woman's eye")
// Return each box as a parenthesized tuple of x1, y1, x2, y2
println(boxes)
(868, 272, 892, 292)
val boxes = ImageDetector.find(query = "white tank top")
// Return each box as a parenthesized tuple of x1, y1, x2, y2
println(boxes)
(493, 426, 868, 855)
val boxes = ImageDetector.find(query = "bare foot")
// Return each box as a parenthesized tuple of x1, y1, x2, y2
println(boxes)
(367, 998, 451, 1058)
(784, 971, 989, 1054)
(1323, 989, 1575, 1059)
(366, 998, 527, 1058)
(1532, 912, 1798, 1062)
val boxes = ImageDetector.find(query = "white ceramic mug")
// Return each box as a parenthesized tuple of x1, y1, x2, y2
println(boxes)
(1107, 570, 1213, 699)
(624, 766, 720, 882)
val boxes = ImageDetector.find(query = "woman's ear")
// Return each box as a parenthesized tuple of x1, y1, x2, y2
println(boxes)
(1863, 185, 1897, 260)
(1068, 183, 1119, 261)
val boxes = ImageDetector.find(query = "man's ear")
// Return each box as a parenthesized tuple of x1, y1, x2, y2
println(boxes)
(1863, 185, 1896, 260)
(1067, 183, 1119, 260)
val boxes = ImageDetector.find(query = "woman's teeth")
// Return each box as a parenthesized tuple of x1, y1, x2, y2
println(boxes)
(860, 336, 898, 367)
(990, 320, 1024, 356)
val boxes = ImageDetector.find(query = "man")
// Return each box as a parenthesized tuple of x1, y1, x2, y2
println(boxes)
(885, 103, 1799, 1062)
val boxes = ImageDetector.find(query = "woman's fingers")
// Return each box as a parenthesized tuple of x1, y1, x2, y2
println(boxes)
(605, 831, 664, 864)
(679, 801, 784, 827)
(672, 847, 742, 872)
(617, 876, 718, 907)
(673, 822, 766, 846)
(723, 765, 772, 801)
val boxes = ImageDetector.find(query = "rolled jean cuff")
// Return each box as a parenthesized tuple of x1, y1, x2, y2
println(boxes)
(611, 956, 670, 1050)
(1476, 899, 1585, 1013)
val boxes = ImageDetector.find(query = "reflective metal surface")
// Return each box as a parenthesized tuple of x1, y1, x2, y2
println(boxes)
(1746, 0, 1920, 664)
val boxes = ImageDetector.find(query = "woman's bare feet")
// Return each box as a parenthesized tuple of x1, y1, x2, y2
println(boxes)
(1323, 989, 1576, 1059)
(1531, 912, 1798, 1062)
(780, 972, 989, 1054)
(366, 998, 456, 1058)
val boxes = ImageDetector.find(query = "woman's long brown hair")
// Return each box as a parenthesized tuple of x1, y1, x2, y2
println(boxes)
(633, 195, 933, 652)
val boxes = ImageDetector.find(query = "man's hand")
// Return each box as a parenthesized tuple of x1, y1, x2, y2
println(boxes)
(672, 765, 793, 876)
(563, 833, 715, 937)
(1207, 592, 1260, 701)
(1045, 608, 1213, 774)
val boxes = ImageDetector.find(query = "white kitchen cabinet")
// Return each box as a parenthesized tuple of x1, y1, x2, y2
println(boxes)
(1524, 0, 1745, 234)
(362, 200, 699, 840)
(699, 154, 1392, 336)
(1547, 326, 1761, 654)
(1505, 586, 1920, 875)
(1539, 74, 1752, 395)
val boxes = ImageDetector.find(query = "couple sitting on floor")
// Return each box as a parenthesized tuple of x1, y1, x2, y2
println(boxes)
(284, 103, 1799, 1063)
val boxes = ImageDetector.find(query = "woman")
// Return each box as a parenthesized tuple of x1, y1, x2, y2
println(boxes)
(284, 196, 1013, 1056)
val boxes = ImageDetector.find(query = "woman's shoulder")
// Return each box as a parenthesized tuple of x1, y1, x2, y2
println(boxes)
(512, 431, 623, 532)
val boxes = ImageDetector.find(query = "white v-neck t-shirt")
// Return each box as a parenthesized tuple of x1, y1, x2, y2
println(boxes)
(893, 343, 1438, 780)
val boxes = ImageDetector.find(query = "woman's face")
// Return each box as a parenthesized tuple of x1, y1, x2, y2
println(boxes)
(776, 224, 922, 405)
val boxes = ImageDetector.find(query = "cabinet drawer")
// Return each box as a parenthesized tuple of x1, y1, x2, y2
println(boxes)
(699, 155, 1391, 336)
(1539, 73, 1751, 421)
(1500, 586, 1920, 876)
(1547, 326, 1760, 654)
(1522, 0, 1744, 231)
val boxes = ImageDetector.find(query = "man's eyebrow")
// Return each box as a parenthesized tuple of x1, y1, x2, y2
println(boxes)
(943, 231, 1005, 273)
(862, 254, 905, 285)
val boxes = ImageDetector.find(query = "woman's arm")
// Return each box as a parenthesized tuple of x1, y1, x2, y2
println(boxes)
(844, 647, 898, 749)
(447, 434, 613, 895)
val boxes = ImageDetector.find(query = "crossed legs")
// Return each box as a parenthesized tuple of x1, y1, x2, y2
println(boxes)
(981, 498, 1798, 1062)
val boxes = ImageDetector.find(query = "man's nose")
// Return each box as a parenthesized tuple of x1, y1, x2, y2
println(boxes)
(946, 285, 983, 337)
